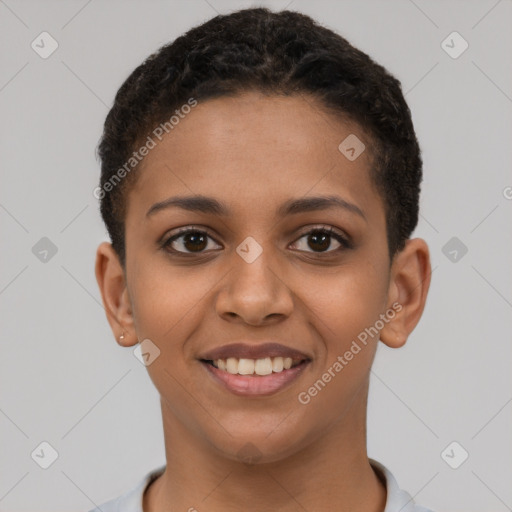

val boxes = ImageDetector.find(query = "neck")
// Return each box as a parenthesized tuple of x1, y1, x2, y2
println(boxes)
(144, 390, 386, 512)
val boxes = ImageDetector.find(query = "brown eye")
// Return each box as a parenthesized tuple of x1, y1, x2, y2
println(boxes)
(291, 227, 350, 254)
(163, 229, 220, 254)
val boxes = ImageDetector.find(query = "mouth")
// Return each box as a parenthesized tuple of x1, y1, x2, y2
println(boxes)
(197, 343, 312, 396)
(201, 356, 305, 375)
(200, 356, 311, 398)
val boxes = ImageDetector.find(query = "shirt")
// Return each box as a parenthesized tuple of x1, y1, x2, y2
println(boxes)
(88, 458, 434, 512)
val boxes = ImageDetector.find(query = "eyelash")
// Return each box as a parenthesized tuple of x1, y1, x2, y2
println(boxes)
(161, 225, 352, 256)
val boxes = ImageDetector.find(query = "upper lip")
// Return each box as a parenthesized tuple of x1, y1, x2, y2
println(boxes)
(198, 342, 312, 362)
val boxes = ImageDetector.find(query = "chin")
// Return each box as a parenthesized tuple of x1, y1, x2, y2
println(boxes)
(206, 419, 311, 465)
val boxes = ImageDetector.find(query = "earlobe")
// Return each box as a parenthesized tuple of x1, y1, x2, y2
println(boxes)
(95, 242, 137, 347)
(380, 238, 431, 349)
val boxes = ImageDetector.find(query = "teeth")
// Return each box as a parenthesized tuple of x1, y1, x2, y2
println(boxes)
(226, 357, 238, 374)
(213, 356, 303, 375)
(272, 357, 283, 372)
(254, 357, 273, 375)
(238, 358, 255, 375)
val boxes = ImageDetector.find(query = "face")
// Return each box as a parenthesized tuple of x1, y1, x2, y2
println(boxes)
(116, 92, 397, 462)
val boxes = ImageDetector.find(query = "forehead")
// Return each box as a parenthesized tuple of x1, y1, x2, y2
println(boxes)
(127, 91, 383, 223)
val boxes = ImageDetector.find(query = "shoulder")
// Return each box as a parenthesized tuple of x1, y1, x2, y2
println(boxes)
(88, 465, 166, 512)
(369, 458, 436, 512)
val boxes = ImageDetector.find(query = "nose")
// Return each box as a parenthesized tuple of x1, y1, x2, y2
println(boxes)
(215, 248, 294, 326)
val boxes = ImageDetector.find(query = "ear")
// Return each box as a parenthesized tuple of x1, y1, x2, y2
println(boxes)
(380, 238, 431, 348)
(95, 241, 137, 347)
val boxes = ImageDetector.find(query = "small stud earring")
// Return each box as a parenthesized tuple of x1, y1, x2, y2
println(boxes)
(119, 332, 125, 341)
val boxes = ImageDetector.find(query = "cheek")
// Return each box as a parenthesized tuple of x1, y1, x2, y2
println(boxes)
(128, 260, 210, 349)
(303, 259, 388, 344)
(127, 263, 212, 408)
(292, 264, 386, 425)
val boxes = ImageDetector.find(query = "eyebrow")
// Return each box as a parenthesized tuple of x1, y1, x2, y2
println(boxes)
(146, 194, 366, 221)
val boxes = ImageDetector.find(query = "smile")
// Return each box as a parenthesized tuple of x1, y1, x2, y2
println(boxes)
(200, 357, 311, 396)
(207, 356, 303, 375)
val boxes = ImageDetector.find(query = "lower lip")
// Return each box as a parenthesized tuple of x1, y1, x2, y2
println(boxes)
(201, 361, 310, 396)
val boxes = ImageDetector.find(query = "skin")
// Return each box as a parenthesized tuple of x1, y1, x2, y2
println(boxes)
(95, 91, 431, 512)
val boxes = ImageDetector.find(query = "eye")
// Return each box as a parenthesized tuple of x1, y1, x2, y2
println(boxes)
(162, 227, 221, 254)
(161, 225, 351, 256)
(290, 226, 351, 254)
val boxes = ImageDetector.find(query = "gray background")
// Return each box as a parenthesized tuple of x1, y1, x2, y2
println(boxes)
(1, 0, 511, 510)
